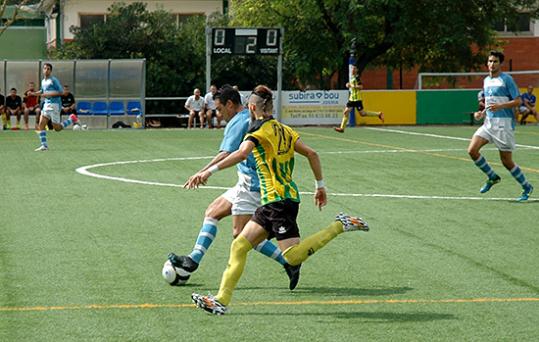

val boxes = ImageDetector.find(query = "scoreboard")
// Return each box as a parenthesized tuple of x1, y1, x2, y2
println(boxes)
(211, 28, 281, 55)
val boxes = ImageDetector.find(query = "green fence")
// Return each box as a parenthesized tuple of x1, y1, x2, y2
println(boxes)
(0, 28, 47, 59)
(416, 90, 479, 124)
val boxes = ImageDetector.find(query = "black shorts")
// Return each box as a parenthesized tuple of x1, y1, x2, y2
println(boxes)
(346, 100, 363, 111)
(251, 199, 300, 241)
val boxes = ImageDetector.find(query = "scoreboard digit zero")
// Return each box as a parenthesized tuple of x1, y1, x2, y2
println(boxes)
(211, 28, 281, 55)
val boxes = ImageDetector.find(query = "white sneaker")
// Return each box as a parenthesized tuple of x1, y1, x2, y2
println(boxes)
(34, 145, 48, 152)
(336, 212, 369, 232)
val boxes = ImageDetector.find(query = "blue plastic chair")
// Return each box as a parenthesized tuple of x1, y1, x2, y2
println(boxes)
(109, 101, 125, 115)
(92, 101, 108, 115)
(127, 101, 142, 115)
(77, 101, 92, 115)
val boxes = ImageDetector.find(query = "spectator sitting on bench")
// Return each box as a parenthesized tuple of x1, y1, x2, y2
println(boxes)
(24, 82, 41, 130)
(0, 92, 6, 130)
(204, 84, 223, 129)
(519, 85, 537, 125)
(61, 85, 77, 118)
(5, 88, 23, 130)
(185, 88, 205, 129)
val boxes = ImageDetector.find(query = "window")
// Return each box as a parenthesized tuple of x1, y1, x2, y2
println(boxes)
(79, 14, 105, 30)
(495, 13, 532, 34)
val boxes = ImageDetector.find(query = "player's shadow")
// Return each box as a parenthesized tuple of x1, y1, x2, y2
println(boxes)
(235, 310, 455, 323)
(236, 286, 413, 297)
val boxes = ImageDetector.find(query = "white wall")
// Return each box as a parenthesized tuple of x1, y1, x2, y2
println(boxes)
(61, 0, 222, 40)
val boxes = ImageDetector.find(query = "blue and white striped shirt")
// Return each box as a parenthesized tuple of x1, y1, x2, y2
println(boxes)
(483, 73, 520, 120)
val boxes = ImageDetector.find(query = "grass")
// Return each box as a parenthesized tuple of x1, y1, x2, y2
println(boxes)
(1, 125, 538, 341)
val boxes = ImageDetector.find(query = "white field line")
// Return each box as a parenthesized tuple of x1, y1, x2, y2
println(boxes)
(75, 154, 538, 202)
(364, 127, 539, 150)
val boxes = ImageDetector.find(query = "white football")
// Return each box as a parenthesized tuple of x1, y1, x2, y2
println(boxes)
(81, 124, 88, 130)
(162, 260, 190, 286)
(73, 124, 81, 131)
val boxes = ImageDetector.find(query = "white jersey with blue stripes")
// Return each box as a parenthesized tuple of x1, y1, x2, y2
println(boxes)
(483, 72, 520, 129)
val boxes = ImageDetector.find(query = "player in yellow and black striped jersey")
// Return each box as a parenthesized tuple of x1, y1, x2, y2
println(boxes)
(334, 64, 384, 133)
(244, 116, 300, 205)
(186, 85, 369, 315)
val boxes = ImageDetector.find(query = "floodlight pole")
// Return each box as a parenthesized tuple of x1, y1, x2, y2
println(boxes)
(205, 26, 212, 93)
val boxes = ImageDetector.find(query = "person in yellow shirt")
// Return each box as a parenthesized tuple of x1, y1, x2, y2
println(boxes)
(335, 65, 384, 133)
(186, 85, 370, 315)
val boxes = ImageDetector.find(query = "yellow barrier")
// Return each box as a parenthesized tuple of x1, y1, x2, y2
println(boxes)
(356, 90, 416, 125)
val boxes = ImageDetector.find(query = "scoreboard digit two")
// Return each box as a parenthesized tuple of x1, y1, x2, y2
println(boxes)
(212, 28, 281, 55)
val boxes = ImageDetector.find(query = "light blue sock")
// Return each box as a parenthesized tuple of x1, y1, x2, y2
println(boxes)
(474, 156, 497, 179)
(61, 118, 73, 128)
(39, 130, 48, 147)
(254, 239, 287, 265)
(189, 217, 218, 264)
(510, 165, 530, 188)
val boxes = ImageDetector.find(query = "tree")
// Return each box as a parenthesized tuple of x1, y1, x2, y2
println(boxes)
(50, 2, 207, 99)
(0, 0, 37, 37)
(228, 0, 539, 88)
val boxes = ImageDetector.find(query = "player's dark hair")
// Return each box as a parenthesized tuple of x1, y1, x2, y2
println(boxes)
(251, 85, 273, 112)
(214, 84, 241, 105)
(43, 62, 53, 70)
(10, 88, 16, 91)
(489, 50, 504, 63)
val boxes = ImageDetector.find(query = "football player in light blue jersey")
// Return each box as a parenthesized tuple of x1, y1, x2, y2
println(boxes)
(31, 63, 79, 151)
(468, 51, 533, 201)
(168, 85, 300, 289)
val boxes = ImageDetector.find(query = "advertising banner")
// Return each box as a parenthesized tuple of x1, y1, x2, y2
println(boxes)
(281, 90, 347, 125)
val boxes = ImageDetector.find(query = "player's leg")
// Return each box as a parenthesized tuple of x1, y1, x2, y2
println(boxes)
(50, 104, 77, 131)
(231, 184, 288, 266)
(499, 151, 533, 201)
(279, 213, 368, 267)
(335, 106, 351, 133)
(359, 107, 384, 122)
(191, 222, 266, 315)
(169, 195, 232, 276)
(215, 220, 268, 306)
(23, 108, 30, 130)
(468, 132, 500, 193)
(35, 113, 50, 151)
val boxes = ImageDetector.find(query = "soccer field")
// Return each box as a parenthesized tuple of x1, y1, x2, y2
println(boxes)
(1, 126, 538, 341)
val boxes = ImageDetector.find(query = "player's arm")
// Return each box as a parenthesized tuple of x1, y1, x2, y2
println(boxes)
(294, 138, 327, 210)
(185, 140, 255, 189)
(488, 97, 521, 112)
(183, 150, 230, 187)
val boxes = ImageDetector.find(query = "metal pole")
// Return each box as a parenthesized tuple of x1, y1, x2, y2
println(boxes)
(205, 26, 212, 93)
(276, 28, 284, 121)
(142, 59, 146, 128)
(107, 59, 111, 128)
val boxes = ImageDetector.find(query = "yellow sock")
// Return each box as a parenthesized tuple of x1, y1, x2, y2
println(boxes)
(1, 113, 6, 125)
(282, 221, 343, 266)
(216, 235, 252, 306)
(340, 115, 349, 129)
(363, 110, 381, 117)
